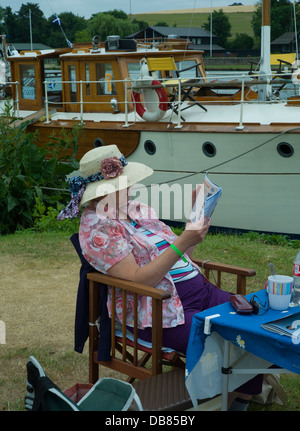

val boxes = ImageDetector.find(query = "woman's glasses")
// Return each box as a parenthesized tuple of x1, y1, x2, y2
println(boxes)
(250, 295, 269, 315)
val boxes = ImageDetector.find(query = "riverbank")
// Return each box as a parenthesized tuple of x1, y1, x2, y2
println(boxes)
(204, 56, 260, 71)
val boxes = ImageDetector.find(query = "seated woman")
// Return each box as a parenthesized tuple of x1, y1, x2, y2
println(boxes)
(58, 144, 263, 411)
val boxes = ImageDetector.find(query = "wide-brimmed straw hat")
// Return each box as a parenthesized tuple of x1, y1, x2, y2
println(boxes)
(57, 145, 153, 220)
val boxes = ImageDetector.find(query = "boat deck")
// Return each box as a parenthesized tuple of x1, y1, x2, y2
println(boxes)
(45, 100, 300, 127)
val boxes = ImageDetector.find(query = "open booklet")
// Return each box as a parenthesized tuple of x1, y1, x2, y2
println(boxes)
(262, 312, 300, 340)
(189, 173, 222, 224)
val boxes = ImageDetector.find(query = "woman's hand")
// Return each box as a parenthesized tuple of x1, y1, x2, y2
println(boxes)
(178, 217, 211, 250)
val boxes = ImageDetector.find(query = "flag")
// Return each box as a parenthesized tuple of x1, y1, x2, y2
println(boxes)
(66, 39, 73, 48)
(53, 15, 61, 26)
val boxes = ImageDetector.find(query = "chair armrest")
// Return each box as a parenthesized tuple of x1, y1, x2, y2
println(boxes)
(87, 271, 171, 301)
(192, 258, 256, 277)
(191, 257, 256, 295)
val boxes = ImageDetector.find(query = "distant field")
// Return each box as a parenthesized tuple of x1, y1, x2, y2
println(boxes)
(134, 6, 255, 39)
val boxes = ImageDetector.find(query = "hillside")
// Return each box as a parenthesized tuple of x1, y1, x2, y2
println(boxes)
(138, 5, 256, 14)
(133, 5, 256, 39)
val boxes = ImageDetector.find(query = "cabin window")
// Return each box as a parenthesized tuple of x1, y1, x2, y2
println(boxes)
(127, 62, 141, 80)
(68, 65, 77, 102)
(20, 64, 36, 99)
(95, 63, 116, 95)
(175, 59, 201, 78)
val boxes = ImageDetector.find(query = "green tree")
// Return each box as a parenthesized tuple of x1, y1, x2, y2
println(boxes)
(228, 32, 254, 50)
(74, 29, 91, 43)
(131, 18, 150, 31)
(48, 12, 86, 48)
(103, 9, 128, 20)
(154, 22, 169, 27)
(15, 3, 49, 45)
(2, 7, 19, 42)
(203, 9, 231, 48)
(251, 0, 294, 41)
(86, 13, 139, 41)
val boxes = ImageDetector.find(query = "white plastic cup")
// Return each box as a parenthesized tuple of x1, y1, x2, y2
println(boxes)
(267, 275, 293, 310)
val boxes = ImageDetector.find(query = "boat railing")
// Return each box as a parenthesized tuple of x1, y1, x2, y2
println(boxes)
(3, 70, 299, 129)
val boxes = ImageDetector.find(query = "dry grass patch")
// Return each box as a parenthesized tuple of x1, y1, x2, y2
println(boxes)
(0, 230, 299, 411)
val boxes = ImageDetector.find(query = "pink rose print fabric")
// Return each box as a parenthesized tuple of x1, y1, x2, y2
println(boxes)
(78, 200, 196, 329)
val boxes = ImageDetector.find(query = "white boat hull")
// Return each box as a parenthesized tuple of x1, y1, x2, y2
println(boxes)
(128, 126, 300, 236)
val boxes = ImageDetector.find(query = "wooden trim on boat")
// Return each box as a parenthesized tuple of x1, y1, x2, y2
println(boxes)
(286, 96, 300, 106)
(27, 121, 141, 159)
(29, 118, 300, 137)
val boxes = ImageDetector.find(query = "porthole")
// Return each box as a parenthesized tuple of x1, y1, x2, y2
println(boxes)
(277, 142, 294, 158)
(202, 141, 216, 157)
(144, 140, 156, 155)
(94, 138, 104, 148)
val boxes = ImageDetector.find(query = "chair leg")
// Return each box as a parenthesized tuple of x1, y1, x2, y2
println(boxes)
(181, 88, 207, 112)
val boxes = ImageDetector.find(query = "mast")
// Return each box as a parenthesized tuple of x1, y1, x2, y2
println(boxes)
(258, 0, 272, 100)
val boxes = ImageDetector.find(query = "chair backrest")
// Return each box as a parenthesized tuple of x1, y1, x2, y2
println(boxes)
(146, 56, 177, 72)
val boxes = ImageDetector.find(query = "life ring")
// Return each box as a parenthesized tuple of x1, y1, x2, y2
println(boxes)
(132, 79, 168, 121)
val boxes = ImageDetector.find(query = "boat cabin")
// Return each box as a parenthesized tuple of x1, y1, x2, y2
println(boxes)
(8, 38, 207, 114)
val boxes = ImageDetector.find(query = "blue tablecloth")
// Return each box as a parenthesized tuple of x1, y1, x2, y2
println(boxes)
(185, 289, 300, 406)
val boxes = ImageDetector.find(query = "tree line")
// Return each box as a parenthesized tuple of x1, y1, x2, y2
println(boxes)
(0, 1, 299, 51)
(205, 0, 300, 51)
(0, 3, 148, 48)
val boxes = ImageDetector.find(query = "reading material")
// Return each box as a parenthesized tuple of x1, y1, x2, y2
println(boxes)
(189, 174, 222, 224)
(262, 312, 300, 341)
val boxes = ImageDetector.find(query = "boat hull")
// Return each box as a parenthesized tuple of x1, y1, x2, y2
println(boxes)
(30, 119, 300, 236)
(128, 128, 299, 236)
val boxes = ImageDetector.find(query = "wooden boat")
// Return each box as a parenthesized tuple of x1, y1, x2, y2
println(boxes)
(3, 1, 300, 237)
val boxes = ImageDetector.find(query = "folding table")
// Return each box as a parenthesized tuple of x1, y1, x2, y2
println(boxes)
(185, 289, 300, 411)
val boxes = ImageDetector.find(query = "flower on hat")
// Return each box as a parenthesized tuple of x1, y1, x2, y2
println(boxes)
(100, 156, 124, 180)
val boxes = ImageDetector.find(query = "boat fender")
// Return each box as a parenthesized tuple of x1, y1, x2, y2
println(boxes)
(292, 68, 300, 85)
(140, 58, 150, 78)
(132, 79, 168, 122)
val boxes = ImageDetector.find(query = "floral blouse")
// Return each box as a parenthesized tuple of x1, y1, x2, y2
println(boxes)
(79, 200, 199, 329)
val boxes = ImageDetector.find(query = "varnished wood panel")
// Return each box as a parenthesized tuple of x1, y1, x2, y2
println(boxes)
(28, 120, 141, 159)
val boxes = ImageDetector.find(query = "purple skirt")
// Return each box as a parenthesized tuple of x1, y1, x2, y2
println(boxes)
(136, 273, 263, 395)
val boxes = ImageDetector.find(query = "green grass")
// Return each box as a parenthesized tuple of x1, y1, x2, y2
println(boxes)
(134, 11, 254, 40)
(0, 230, 299, 411)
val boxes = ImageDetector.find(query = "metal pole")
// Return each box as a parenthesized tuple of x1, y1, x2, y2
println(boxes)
(15, 81, 19, 118)
(210, 0, 213, 57)
(175, 79, 182, 129)
(236, 74, 245, 130)
(221, 340, 230, 411)
(44, 81, 51, 124)
(123, 78, 129, 128)
(80, 80, 84, 124)
(293, 1, 298, 62)
(29, 9, 33, 51)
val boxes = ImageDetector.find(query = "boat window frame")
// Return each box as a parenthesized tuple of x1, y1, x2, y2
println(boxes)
(62, 56, 122, 112)
(10, 58, 43, 110)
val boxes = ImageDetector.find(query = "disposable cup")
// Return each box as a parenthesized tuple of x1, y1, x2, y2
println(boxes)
(267, 275, 293, 310)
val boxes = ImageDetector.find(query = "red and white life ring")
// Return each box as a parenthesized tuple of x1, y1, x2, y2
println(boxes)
(132, 79, 168, 122)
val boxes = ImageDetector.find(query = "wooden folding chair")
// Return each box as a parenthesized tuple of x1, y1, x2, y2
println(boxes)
(87, 257, 256, 385)
(146, 56, 207, 119)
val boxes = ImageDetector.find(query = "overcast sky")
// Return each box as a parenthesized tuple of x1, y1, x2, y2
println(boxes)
(3, 0, 258, 19)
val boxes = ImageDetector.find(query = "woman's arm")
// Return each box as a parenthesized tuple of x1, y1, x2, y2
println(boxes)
(107, 218, 211, 287)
